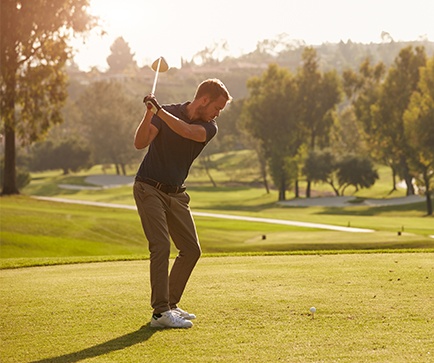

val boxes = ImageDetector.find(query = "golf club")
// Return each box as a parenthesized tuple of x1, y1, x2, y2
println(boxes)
(144, 56, 168, 109)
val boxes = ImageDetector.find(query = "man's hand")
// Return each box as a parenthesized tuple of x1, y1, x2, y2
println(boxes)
(143, 94, 161, 114)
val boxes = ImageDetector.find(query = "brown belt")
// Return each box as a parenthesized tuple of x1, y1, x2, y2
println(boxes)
(136, 176, 186, 194)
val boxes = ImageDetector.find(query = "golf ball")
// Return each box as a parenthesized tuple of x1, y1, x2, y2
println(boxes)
(310, 307, 316, 313)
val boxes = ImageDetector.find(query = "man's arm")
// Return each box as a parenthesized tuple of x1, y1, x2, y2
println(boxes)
(157, 108, 207, 143)
(145, 94, 207, 143)
(134, 109, 159, 149)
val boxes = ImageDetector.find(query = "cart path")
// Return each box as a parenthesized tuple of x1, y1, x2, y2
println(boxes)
(34, 196, 374, 233)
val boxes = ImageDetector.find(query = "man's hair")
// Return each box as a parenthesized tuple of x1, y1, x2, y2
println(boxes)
(194, 79, 232, 103)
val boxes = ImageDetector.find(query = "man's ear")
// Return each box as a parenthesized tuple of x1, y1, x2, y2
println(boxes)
(200, 95, 210, 106)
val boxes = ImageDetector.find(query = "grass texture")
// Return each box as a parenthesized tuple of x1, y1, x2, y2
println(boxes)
(1, 254, 433, 363)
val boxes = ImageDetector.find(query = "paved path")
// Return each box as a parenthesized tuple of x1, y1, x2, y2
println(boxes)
(34, 196, 374, 233)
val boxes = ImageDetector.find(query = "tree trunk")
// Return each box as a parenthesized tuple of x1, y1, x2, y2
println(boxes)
(278, 174, 286, 201)
(388, 165, 398, 195)
(401, 157, 415, 196)
(203, 155, 217, 187)
(2, 127, 19, 195)
(295, 179, 299, 198)
(426, 193, 433, 216)
(260, 158, 269, 194)
(262, 174, 270, 194)
(423, 169, 432, 216)
(404, 175, 415, 196)
(306, 179, 311, 198)
(1, 50, 19, 195)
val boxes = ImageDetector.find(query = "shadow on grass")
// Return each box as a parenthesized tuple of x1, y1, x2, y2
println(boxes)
(315, 202, 427, 216)
(30, 324, 157, 363)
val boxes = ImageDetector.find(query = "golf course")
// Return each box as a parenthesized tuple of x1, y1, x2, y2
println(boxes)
(1, 161, 433, 362)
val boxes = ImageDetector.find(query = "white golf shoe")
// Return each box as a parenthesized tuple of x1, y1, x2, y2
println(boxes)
(172, 307, 196, 320)
(150, 310, 193, 329)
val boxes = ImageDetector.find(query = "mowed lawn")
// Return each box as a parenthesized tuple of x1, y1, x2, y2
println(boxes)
(1, 164, 433, 362)
(1, 254, 433, 363)
(1, 195, 433, 269)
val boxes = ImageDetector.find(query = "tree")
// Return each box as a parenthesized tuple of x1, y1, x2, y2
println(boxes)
(303, 150, 378, 196)
(242, 64, 303, 200)
(76, 81, 142, 174)
(371, 46, 427, 195)
(0, 0, 95, 194)
(336, 155, 379, 196)
(296, 47, 342, 197)
(106, 37, 137, 73)
(343, 58, 394, 190)
(30, 138, 91, 175)
(303, 149, 339, 196)
(404, 57, 434, 215)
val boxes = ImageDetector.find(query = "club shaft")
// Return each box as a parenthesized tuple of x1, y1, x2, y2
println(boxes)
(151, 58, 162, 94)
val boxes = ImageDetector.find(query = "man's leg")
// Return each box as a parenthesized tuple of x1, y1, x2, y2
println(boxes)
(166, 192, 202, 309)
(133, 181, 171, 314)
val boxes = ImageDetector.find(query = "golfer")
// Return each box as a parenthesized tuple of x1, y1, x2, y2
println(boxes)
(133, 79, 232, 328)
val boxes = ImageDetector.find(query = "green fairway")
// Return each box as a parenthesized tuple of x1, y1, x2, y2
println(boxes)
(1, 161, 433, 362)
(1, 254, 432, 363)
(1, 195, 433, 269)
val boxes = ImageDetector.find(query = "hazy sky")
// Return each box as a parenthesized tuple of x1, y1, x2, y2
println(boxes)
(72, 0, 434, 71)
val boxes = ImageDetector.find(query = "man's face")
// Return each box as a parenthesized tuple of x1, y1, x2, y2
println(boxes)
(196, 95, 228, 122)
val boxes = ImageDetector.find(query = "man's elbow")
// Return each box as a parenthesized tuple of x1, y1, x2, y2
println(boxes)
(134, 139, 147, 150)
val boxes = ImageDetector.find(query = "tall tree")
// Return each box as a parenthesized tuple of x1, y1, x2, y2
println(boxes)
(242, 64, 303, 200)
(296, 47, 342, 197)
(404, 57, 434, 215)
(106, 37, 137, 73)
(76, 81, 142, 174)
(343, 59, 393, 188)
(372, 46, 427, 195)
(0, 0, 95, 194)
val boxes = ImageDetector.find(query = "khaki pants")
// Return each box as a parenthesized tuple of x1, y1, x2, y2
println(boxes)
(133, 181, 201, 314)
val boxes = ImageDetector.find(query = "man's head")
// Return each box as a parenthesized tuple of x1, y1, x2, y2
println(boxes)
(194, 79, 232, 103)
(190, 79, 232, 122)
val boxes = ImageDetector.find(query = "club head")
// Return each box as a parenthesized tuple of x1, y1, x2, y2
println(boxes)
(151, 57, 169, 73)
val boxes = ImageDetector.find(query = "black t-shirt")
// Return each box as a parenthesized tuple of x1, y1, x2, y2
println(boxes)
(136, 102, 218, 186)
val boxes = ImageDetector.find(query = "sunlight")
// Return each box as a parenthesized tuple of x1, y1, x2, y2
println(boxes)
(72, 0, 434, 71)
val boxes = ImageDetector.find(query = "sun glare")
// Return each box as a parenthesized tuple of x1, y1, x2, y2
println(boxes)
(72, 0, 434, 72)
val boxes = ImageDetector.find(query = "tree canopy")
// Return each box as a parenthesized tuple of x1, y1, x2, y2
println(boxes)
(0, 0, 96, 194)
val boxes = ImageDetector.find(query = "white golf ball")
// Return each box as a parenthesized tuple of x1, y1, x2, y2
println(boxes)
(310, 307, 316, 313)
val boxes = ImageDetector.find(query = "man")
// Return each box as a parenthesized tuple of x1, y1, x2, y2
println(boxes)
(134, 79, 232, 328)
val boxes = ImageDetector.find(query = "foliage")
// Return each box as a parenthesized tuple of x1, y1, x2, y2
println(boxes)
(336, 155, 379, 195)
(242, 64, 302, 200)
(29, 138, 91, 174)
(296, 47, 342, 197)
(343, 58, 386, 162)
(0, 0, 96, 194)
(303, 149, 339, 195)
(404, 56, 434, 215)
(303, 150, 378, 196)
(372, 46, 427, 195)
(343, 47, 429, 198)
(106, 37, 137, 74)
(76, 81, 143, 174)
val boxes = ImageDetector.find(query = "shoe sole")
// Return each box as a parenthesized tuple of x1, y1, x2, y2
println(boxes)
(150, 321, 193, 329)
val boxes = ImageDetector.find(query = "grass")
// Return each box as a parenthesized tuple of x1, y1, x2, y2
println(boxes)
(1, 155, 433, 362)
(1, 156, 433, 268)
(1, 254, 433, 363)
(1, 195, 433, 269)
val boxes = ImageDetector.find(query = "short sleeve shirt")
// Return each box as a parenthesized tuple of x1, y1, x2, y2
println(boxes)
(136, 102, 218, 186)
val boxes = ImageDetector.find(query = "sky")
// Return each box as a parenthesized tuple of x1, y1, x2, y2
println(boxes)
(72, 0, 434, 71)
